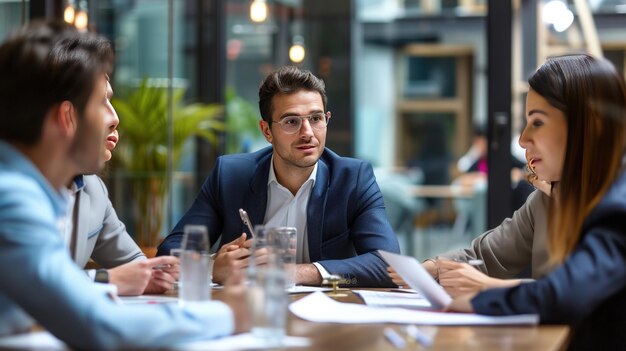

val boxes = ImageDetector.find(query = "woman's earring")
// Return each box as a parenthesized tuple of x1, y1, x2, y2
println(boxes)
(525, 160, 551, 196)
(526, 160, 537, 177)
(525, 160, 539, 188)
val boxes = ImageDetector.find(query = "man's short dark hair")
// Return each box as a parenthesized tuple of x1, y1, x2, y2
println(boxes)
(258, 66, 327, 123)
(0, 20, 113, 145)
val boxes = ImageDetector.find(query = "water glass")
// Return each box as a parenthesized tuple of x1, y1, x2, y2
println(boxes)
(179, 225, 211, 306)
(247, 251, 288, 343)
(247, 225, 290, 342)
(169, 248, 183, 291)
(248, 225, 268, 268)
(268, 227, 297, 290)
(207, 253, 215, 284)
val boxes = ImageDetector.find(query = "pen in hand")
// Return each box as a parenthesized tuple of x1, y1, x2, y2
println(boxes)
(444, 257, 484, 267)
(238, 208, 255, 238)
(466, 259, 484, 267)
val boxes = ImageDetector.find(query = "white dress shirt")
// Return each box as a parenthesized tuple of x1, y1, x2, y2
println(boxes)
(263, 157, 331, 279)
(58, 181, 80, 248)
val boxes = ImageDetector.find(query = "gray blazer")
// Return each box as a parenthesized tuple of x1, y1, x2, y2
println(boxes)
(74, 175, 145, 268)
(438, 190, 555, 279)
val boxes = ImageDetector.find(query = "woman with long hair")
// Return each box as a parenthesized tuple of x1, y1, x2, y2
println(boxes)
(448, 54, 626, 349)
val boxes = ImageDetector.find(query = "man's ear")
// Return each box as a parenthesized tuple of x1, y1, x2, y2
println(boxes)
(259, 120, 272, 143)
(55, 101, 77, 140)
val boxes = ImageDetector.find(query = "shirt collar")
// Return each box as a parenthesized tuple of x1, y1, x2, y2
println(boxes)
(268, 155, 318, 188)
(0, 141, 68, 217)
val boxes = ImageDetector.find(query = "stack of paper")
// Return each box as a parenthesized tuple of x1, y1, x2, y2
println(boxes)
(353, 290, 432, 309)
(378, 250, 452, 309)
(289, 292, 539, 325)
(287, 286, 332, 294)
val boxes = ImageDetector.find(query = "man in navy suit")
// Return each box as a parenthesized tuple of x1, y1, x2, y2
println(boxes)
(158, 66, 400, 287)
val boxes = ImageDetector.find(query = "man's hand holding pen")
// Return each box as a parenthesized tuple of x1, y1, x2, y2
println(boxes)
(213, 209, 263, 284)
(211, 233, 254, 284)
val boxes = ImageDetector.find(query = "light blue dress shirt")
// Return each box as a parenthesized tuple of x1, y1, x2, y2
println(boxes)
(0, 141, 234, 350)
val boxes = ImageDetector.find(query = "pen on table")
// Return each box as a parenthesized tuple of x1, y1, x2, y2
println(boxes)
(405, 325, 433, 348)
(239, 208, 255, 238)
(383, 327, 406, 349)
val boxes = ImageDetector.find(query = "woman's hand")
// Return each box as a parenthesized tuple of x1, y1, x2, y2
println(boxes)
(445, 292, 477, 313)
(438, 260, 519, 297)
(387, 259, 439, 288)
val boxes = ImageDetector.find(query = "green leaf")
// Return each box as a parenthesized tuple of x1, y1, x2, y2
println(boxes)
(111, 77, 223, 173)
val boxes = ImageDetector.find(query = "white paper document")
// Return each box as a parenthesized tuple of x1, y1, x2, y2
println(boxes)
(379, 250, 452, 309)
(174, 333, 311, 350)
(392, 288, 419, 294)
(0, 331, 67, 350)
(211, 284, 329, 294)
(353, 290, 432, 309)
(289, 292, 539, 325)
(287, 286, 332, 294)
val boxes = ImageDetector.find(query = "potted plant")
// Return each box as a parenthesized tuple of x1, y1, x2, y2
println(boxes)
(111, 78, 224, 252)
(225, 87, 262, 154)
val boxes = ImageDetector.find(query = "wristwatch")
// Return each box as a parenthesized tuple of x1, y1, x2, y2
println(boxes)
(95, 269, 109, 284)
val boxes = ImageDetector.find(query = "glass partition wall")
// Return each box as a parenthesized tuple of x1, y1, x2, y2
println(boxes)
(0, 0, 29, 41)
(90, 0, 222, 252)
(356, 0, 491, 258)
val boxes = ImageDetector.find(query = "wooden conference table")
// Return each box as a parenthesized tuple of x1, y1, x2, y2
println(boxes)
(211, 288, 570, 351)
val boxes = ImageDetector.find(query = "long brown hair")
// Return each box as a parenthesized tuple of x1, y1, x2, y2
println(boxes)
(528, 54, 626, 263)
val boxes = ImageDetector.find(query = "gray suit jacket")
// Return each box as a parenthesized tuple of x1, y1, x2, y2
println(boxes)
(438, 190, 555, 279)
(74, 175, 145, 268)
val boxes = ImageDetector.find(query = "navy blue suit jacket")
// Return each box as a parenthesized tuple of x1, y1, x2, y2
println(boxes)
(157, 147, 400, 287)
(472, 170, 626, 350)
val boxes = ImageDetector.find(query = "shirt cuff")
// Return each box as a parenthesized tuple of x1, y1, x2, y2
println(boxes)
(312, 262, 332, 281)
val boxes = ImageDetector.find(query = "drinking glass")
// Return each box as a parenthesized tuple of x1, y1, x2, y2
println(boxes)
(179, 225, 211, 306)
(268, 227, 297, 290)
(169, 248, 183, 291)
(247, 225, 288, 343)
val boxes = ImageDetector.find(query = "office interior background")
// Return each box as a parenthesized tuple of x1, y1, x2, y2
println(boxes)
(2, 0, 625, 259)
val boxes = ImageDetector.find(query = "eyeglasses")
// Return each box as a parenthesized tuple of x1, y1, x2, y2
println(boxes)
(270, 112, 331, 135)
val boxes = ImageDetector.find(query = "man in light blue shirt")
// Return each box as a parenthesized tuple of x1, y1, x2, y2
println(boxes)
(0, 20, 249, 349)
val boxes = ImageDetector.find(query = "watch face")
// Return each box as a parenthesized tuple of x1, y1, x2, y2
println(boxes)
(96, 269, 109, 283)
